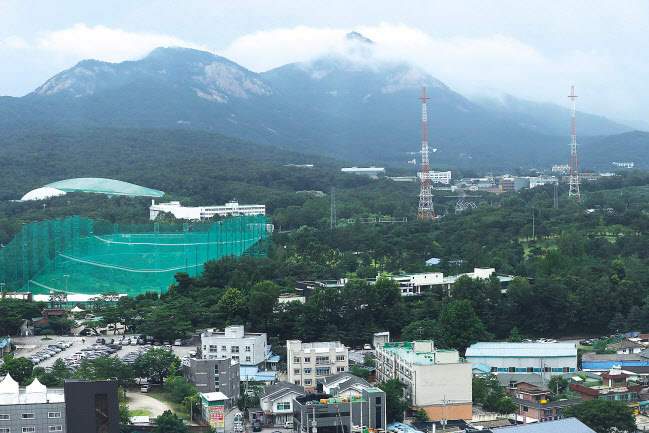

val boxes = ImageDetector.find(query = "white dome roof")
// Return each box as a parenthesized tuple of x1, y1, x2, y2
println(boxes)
(21, 187, 67, 201)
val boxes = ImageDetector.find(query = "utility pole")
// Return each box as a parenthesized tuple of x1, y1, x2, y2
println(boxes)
(553, 182, 558, 209)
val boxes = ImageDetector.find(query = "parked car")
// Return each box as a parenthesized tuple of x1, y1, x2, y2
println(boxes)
(252, 421, 262, 432)
(141, 384, 152, 393)
(363, 344, 372, 350)
(284, 421, 293, 429)
(174, 339, 182, 346)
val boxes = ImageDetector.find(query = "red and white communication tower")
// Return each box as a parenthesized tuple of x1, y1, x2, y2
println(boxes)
(568, 85, 581, 202)
(417, 86, 435, 219)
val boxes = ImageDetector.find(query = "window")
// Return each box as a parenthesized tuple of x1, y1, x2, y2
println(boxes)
(96, 393, 109, 433)
(491, 367, 497, 372)
(0, 414, 8, 420)
(543, 409, 553, 416)
(246, 346, 251, 352)
(508, 367, 516, 372)
(233, 356, 239, 361)
(293, 357, 301, 363)
(294, 369, 300, 374)
(209, 345, 218, 352)
(523, 406, 529, 412)
(555, 408, 563, 415)
(563, 367, 570, 373)
(337, 367, 345, 372)
(316, 367, 331, 376)
(222, 345, 227, 352)
(246, 356, 251, 363)
(316, 356, 329, 365)
(304, 357, 311, 363)
(336, 355, 345, 362)
(277, 402, 291, 410)
(48, 412, 62, 418)
(526, 367, 534, 373)
(49, 427, 63, 432)
(21, 414, 35, 420)
(544, 367, 551, 373)
(232, 346, 240, 353)
(294, 380, 300, 385)
(23, 428, 35, 433)
(0, 428, 9, 433)
(304, 368, 312, 374)
(304, 379, 312, 386)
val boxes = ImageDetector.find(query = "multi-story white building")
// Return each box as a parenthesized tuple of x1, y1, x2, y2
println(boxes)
(375, 340, 472, 421)
(287, 340, 348, 388)
(465, 342, 578, 375)
(201, 325, 267, 367)
(387, 267, 504, 296)
(149, 200, 265, 221)
(417, 171, 452, 184)
(529, 177, 559, 188)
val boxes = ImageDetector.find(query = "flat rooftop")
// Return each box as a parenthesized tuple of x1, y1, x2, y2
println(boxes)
(382, 344, 458, 365)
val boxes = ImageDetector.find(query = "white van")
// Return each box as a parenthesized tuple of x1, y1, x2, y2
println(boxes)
(285, 421, 293, 429)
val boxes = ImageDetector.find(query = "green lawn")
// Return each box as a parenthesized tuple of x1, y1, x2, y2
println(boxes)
(146, 387, 189, 420)
(130, 409, 153, 417)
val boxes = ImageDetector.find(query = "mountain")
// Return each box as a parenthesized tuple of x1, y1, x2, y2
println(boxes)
(474, 94, 632, 137)
(0, 41, 642, 170)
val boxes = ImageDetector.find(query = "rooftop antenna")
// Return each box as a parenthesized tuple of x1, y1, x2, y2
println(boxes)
(330, 187, 336, 229)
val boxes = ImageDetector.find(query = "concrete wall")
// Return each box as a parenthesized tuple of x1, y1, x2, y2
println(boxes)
(420, 403, 472, 422)
(412, 362, 472, 410)
(183, 358, 240, 402)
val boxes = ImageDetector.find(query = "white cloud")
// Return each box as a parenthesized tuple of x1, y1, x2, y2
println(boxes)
(35, 23, 208, 62)
(0, 35, 29, 50)
(218, 23, 616, 113)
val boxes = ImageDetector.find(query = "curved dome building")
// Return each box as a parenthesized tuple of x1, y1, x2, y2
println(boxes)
(20, 187, 67, 201)
(21, 178, 164, 201)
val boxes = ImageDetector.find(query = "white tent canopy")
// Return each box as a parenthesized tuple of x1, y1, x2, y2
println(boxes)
(70, 306, 85, 313)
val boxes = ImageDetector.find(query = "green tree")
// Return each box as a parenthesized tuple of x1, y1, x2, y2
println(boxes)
(507, 326, 523, 342)
(133, 348, 180, 383)
(164, 376, 197, 404)
(0, 354, 33, 385)
(494, 397, 517, 415)
(378, 379, 410, 422)
(349, 365, 370, 381)
(562, 399, 636, 433)
(548, 375, 570, 394)
(47, 316, 78, 335)
(119, 405, 132, 433)
(152, 410, 189, 433)
(439, 300, 490, 355)
(414, 408, 429, 422)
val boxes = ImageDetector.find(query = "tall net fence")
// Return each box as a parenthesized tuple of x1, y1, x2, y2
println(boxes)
(0, 215, 271, 296)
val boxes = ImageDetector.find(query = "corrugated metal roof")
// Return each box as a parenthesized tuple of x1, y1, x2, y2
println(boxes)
(465, 342, 577, 358)
(499, 417, 594, 432)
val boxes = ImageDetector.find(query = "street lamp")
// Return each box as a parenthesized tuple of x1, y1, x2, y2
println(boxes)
(63, 274, 70, 294)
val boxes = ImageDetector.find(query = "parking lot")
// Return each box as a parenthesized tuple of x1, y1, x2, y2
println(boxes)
(11, 334, 198, 372)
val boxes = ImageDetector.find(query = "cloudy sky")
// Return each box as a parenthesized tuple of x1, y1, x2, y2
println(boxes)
(1, 0, 647, 124)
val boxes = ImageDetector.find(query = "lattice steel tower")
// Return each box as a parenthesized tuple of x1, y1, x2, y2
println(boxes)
(417, 86, 435, 219)
(568, 85, 581, 202)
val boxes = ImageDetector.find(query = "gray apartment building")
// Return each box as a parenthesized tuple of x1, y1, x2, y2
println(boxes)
(293, 388, 386, 433)
(182, 358, 240, 406)
(0, 374, 118, 433)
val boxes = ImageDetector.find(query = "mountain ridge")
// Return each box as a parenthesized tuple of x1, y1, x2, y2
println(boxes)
(0, 44, 644, 169)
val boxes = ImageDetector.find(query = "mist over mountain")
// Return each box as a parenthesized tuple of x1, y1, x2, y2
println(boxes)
(0, 35, 644, 170)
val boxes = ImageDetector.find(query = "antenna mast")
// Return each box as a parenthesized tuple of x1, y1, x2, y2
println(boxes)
(417, 86, 435, 219)
(568, 85, 581, 202)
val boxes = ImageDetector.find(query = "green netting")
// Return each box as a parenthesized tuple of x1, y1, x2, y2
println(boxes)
(0, 215, 271, 296)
